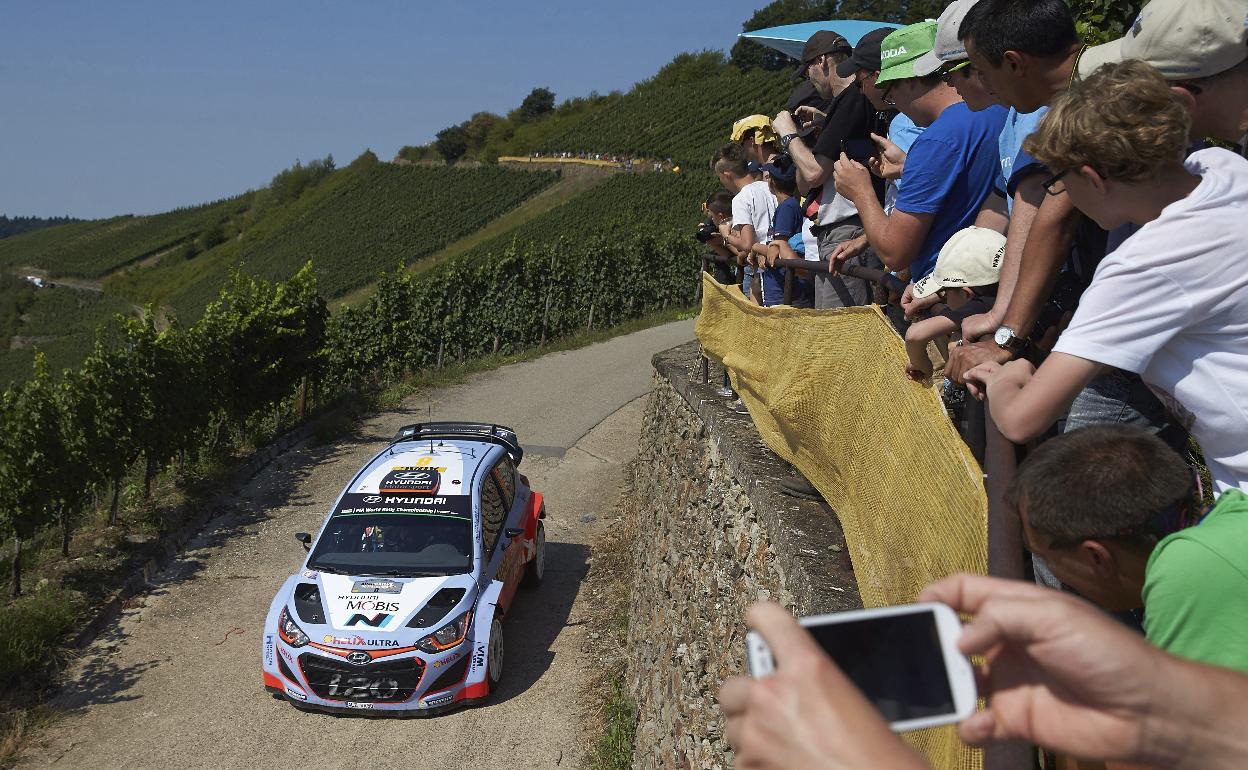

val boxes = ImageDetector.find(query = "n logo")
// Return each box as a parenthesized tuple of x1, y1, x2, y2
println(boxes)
(346, 613, 390, 627)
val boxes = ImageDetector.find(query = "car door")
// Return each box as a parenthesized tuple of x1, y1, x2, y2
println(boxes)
(484, 457, 526, 611)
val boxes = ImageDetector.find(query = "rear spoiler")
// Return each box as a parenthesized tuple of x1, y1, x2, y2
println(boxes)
(390, 421, 523, 464)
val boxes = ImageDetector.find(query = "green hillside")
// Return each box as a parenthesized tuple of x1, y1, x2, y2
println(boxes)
(107, 160, 558, 321)
(0, 285, 136, 386)
(0, 196, 251, 279)
(451, 172, 710, 271)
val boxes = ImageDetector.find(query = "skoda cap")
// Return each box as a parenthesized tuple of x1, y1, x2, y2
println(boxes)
(876, 21, 939, 86)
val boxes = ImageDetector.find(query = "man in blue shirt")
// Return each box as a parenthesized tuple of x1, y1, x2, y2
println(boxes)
(832, 21, 1007, 282)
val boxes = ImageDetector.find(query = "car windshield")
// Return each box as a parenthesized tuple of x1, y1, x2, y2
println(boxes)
(308, 504, 473, 577)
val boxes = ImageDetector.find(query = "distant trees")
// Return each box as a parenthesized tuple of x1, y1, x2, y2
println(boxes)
(515, 87, 556, 122)
(268, 155, 336, 205)
(0, 215, 81, 241)
(434, 125, 470, 165)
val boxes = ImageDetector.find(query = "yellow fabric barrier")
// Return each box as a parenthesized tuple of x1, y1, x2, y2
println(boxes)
(695, 274, 987, 770)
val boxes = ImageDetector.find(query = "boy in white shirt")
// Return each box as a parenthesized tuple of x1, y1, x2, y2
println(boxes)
(716, 150, 777, 304)
(966, 61, 1248, 493)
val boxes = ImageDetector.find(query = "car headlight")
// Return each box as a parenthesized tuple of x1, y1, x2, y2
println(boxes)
(416, 610, 472, 653)
(278, 606, 309, 647)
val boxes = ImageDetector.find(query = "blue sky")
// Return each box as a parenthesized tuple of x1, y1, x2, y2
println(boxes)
(2, 0, 769, 219)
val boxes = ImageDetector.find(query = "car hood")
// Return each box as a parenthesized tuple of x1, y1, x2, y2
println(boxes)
(305, 571, 472, 633)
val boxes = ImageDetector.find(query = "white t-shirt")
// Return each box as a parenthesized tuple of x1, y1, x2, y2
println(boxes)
(818, 184, 858, 226)
(801, 218, 819, 262)
(1052, 149, 1248, 493)
(732, 180, 777, 245)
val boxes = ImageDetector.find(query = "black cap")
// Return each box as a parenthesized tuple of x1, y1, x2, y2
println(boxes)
(836, 27, 895, 77)
(794, 30, 852, 80)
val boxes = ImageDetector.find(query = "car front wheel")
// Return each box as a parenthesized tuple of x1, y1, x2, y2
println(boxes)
(487, 614, 504, 692)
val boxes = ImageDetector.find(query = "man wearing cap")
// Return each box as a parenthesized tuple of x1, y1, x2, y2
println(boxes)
(771, 30, 880, 309)
(831, 20, 1007, 284)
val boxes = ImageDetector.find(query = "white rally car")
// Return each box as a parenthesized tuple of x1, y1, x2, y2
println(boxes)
(261, 422, 546, 715)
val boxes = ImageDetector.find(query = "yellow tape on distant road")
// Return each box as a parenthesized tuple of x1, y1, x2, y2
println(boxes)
(696, 274, 987, 770)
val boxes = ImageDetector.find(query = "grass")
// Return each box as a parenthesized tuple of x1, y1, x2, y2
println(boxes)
(589, 677, 640, 770)
(580, 453, 647, 769)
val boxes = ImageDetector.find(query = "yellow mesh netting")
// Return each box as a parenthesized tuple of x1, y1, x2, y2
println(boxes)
(695, 274, 987, 770)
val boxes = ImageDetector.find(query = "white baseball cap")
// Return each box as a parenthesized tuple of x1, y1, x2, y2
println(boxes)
(912, 226, 1006, 299)
(913, 0, 982, 77)
(1078, 0, 1248, 80)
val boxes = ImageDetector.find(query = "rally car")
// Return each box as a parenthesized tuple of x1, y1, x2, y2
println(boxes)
(261, 421, 546, 715)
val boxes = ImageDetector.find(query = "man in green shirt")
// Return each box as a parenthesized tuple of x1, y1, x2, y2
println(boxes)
(1008, 424, 1248, 673)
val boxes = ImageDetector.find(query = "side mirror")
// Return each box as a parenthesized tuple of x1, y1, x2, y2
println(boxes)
(504, 527, 525, 539)
(295, 532, 312, 551)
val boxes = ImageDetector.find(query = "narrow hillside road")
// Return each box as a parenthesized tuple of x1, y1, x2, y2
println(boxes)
(16, 319, 694, 770)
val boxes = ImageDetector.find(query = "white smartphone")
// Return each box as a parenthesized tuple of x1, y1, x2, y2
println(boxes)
(746, 602, 977, 733)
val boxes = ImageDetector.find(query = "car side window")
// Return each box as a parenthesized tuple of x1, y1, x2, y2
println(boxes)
(493, 456, 516, 510)
(480, 474, 507, 555)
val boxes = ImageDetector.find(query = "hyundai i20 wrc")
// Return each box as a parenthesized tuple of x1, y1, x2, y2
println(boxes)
(261, 422, 546, 715)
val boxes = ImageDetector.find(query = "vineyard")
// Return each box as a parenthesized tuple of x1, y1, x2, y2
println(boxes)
(0, 285, 137, 386)
(0, 195, 252, 279)
(83, 162, 551, 320)
(450, 171, 711, 270)
(534, 52, 791, 167)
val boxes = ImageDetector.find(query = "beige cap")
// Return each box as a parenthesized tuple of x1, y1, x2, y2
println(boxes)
(913, 0, 981, 77)
(1078, 0, 1248, 80)
(912, 226, 1006, 299)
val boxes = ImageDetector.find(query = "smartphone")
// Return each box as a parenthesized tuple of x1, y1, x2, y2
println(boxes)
(840, 138, 878, 165)
(746, 602, 977, 733)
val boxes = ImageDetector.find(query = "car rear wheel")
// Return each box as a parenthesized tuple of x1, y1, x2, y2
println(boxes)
(487, 614, 504, 691)
(522, 521, 545, 588)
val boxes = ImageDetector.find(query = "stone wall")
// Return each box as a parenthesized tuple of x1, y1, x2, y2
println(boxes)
(625, 342, 861, 770)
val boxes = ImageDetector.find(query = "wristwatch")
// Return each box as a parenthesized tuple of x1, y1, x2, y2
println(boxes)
(780, 133, 800, 151)
(993, 325, 1029, 355)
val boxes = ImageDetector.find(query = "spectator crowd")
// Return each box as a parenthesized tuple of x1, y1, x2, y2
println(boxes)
(696, 0, 1248, 767)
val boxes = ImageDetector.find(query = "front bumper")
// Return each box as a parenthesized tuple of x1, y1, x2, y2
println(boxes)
(263, 638, 486, 716)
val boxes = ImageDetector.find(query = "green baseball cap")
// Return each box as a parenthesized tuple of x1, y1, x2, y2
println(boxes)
(876, 21, 938, 86)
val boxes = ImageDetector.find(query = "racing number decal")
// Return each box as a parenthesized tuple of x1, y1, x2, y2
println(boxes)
(379, 466, 441, 495)
(326, 673, 400, 700)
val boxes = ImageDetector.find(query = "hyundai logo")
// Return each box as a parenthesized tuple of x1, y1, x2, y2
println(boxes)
(362, 495, 383, 504)
(347, 651, 371, 665)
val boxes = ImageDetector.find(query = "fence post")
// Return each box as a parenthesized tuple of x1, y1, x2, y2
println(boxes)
(982, 405, 1029, 770)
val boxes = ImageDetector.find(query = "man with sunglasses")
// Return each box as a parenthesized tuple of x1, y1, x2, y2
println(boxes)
(772, 31, 880, 309)
(1007, 423, 1248, 674)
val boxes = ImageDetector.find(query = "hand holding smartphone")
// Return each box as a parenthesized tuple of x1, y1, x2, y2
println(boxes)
(746, 602, 977, 733)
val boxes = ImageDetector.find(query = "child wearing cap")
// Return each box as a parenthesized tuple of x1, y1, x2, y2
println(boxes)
(751, 155, 802, 307)
(904, 226, 1004, 381)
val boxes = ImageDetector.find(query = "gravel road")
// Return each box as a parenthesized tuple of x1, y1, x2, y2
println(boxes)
(16, 319, 693, 770)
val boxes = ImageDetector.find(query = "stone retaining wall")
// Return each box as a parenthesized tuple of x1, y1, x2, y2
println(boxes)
(625, 341, 861, 770)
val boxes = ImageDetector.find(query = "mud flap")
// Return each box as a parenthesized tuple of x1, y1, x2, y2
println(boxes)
(462, 579, 504, 698)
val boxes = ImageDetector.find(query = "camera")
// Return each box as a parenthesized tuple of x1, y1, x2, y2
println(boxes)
(695, 221, 718, 244)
